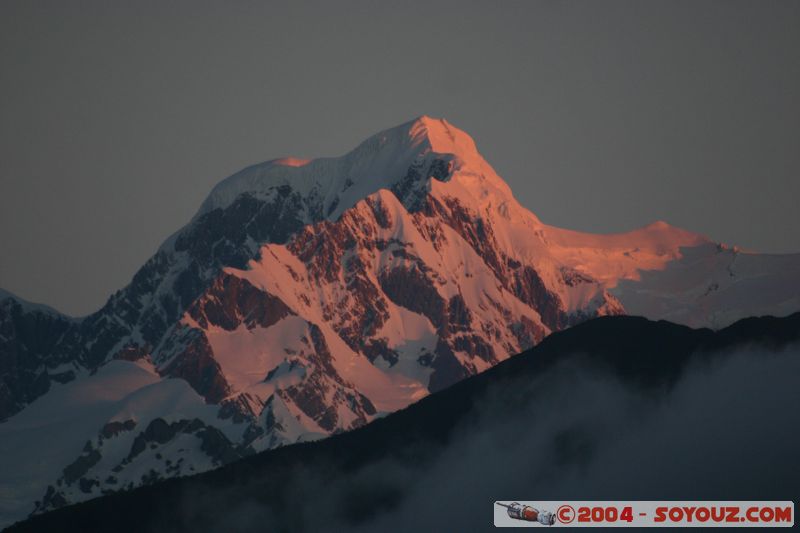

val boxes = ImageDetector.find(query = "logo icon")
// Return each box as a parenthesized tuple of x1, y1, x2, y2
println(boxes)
(557, 504, 576, 524)
(496, 502, 556, 526)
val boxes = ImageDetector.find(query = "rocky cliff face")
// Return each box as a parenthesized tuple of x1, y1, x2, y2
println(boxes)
(2, 116, 799, 527)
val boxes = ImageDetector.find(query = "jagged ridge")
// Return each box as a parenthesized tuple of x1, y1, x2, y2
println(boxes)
(1, 117, 799, 527)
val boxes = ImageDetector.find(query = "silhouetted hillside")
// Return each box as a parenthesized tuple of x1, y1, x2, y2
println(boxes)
(9, 312, 800, 533)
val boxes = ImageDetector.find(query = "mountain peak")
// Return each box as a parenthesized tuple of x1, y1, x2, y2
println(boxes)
(403, 115, 479, 156)
(0, 288, 73, 318)
(194, 116, 502, 222)
(4, 115, 799, 527)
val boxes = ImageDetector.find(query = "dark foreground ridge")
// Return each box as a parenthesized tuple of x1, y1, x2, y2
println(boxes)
(9, 312, 800, 533)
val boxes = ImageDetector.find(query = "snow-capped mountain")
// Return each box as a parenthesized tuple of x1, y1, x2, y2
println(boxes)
(1, 116, 799, 527)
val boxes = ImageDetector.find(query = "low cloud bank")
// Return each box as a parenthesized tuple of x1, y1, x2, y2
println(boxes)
(167, 342, 800, 533)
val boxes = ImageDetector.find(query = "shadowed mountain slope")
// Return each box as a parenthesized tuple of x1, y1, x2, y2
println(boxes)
(9, 312, 799, 532)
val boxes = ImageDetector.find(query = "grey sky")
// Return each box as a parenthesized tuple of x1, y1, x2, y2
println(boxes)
(1, 0, 798, 316)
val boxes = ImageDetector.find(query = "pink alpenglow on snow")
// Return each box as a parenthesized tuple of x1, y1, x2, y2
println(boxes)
(270, 157, 312, 168)
(1, 116, 799, 528)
